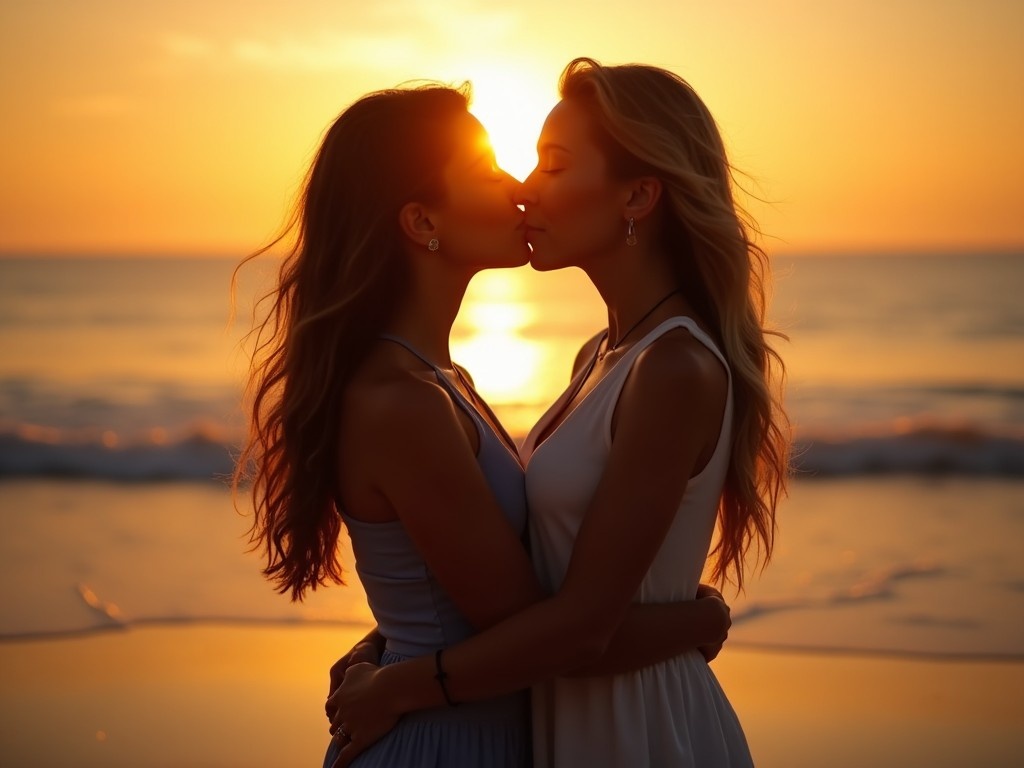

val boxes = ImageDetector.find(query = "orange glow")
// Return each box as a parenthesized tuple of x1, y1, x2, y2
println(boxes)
(0, 2, 1021, 255)
(452, 268, 606, 436)
(452, 271, 543, 403)
(466, 66, 556, 181)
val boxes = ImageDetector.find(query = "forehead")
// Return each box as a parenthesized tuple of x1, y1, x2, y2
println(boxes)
(448, 111, 493, 159)
(538, 99, 594, 148)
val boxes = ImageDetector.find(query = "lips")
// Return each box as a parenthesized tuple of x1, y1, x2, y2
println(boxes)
(524, 226, 543, 248)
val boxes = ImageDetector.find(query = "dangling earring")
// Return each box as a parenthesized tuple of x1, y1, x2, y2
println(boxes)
(626, 218, 638, 247)
(428, 238, 440, 252)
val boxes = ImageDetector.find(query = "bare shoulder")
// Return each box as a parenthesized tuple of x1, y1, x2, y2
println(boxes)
(337, 353, 481, 518)
(612, 327, 728, 465)
(624, 327, 727, 411)
(630, 325, 729, 397)
(343, 363, 462, 447)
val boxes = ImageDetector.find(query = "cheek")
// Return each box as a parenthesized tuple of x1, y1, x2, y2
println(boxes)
(543, 175, 619, 248)
(444, 187, 523, 259)
(451, 184, 512, 226)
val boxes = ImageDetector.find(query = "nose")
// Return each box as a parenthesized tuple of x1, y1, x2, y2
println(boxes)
(513, 172, 538, 206)
(503, 172, 524, 200)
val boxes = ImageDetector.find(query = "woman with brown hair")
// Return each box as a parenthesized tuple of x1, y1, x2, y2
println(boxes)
(236, 82, 733, 768)
(328, 58, 789, 767)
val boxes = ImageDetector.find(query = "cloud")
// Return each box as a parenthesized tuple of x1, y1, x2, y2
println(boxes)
(157, 3, 523, 75)
(160, 30, 429, 73)
(397, 0, 521, 41)
(228, 34, 425, 71)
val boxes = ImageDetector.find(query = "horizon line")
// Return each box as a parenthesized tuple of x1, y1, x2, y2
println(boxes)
(1, 244, 1023, 260)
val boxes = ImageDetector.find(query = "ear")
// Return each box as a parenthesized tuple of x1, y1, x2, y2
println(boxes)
(622, 177, 662, 222)
(398, 202, 438, 248)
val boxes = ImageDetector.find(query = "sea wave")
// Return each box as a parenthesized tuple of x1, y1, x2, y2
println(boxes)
(1, 422, 1023, 480)
(0, 427, 236, 481)
(793, 426, 1024, 477)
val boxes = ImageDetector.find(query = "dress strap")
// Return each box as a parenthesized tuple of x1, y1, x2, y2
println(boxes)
(380, 331, 478, 422)
(379, 333, 466, 400)
(379, 333, 440, 371)
(379, 334, 521, 461)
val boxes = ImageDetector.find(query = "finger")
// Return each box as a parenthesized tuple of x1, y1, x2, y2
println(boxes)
(326, 688, 339, 720)
(329, 654, 353, 689)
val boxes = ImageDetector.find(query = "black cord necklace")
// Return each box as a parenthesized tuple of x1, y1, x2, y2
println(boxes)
(598, 288, 681, 361)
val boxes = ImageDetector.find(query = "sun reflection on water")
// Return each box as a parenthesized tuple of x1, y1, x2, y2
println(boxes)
(453, 271, 545, 437)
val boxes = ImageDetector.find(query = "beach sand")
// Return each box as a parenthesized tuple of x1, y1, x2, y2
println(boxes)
(2, 624, 1022, 767)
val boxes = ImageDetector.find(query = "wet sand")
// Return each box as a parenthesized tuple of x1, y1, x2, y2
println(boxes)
(1, 624, 1022, 767)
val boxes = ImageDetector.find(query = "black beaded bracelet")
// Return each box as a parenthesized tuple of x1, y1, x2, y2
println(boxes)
(433, 648, 459, 707)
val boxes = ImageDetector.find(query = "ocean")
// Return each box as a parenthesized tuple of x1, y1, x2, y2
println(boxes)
(1, 252, 1022, 660)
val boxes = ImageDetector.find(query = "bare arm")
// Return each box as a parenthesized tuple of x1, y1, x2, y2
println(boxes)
(533, 330, 731, 675)
(329, 596, 729, 705)
(330, 337, 722, 669)
(569, 586, 731, 676)
(349, 378, 546, 631)
(331, 332, 729, 758)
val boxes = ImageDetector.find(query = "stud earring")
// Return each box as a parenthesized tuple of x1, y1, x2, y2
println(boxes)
(626, 218, 637, 247)
(428, 238, 440, 252)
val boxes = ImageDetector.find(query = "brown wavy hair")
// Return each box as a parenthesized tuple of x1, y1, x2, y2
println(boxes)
(233, 85, 471, 601)
(560, 57, 790, 590)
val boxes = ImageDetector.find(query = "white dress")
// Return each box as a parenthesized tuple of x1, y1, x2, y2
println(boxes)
(522, 317, 754, 767)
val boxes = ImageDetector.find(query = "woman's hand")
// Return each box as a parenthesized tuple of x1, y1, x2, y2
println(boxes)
(695, 583, 731, 663)
(327, 662, 401, 768)
(325, 638, 383, 722)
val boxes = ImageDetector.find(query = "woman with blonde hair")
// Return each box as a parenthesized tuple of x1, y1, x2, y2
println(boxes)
(328, 58, 789, 767)
(237, 81, 735, 768)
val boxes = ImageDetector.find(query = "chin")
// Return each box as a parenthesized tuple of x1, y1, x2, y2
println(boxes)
(527, 248, 565, 272)
(491, 245, 532, 269)
(501, 256, 531, 269)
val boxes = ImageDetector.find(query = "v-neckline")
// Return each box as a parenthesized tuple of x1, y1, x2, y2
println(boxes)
(523, 316, 703, 465)
(443, 366, 524, 468)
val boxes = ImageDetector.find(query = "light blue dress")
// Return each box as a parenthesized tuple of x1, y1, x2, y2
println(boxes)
(323, 336, 531, 768)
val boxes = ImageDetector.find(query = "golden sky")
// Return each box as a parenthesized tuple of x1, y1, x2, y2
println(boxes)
(1, 0, 1021, 256)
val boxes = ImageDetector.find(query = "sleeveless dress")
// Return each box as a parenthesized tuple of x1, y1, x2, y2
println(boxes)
(522, 317, 754, 767)
(322, 336, 531, 768)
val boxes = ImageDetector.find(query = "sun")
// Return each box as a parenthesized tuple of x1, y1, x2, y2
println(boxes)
(465, 66, 557, 181)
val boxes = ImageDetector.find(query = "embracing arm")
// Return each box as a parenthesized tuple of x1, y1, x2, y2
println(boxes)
(332, 334, 728, 751)
(329, 342, 722, 686)
(538, 332, 730, 675)
(326, 626, 386, 722)
(350, 379, 547, 630)
(571, 585, 731, 676)
(329, 594, 729, 706)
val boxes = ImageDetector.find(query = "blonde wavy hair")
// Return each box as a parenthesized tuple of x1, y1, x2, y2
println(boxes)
(560, 57, 790, 590)
(234, 85, 471, 601)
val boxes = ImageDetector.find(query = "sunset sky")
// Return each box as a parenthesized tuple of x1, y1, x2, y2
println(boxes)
(1, 0, 1021, 256)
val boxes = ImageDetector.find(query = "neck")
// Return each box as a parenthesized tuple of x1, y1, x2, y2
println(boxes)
(385, 268, 471, 369)
(585, 245, 682, 343)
